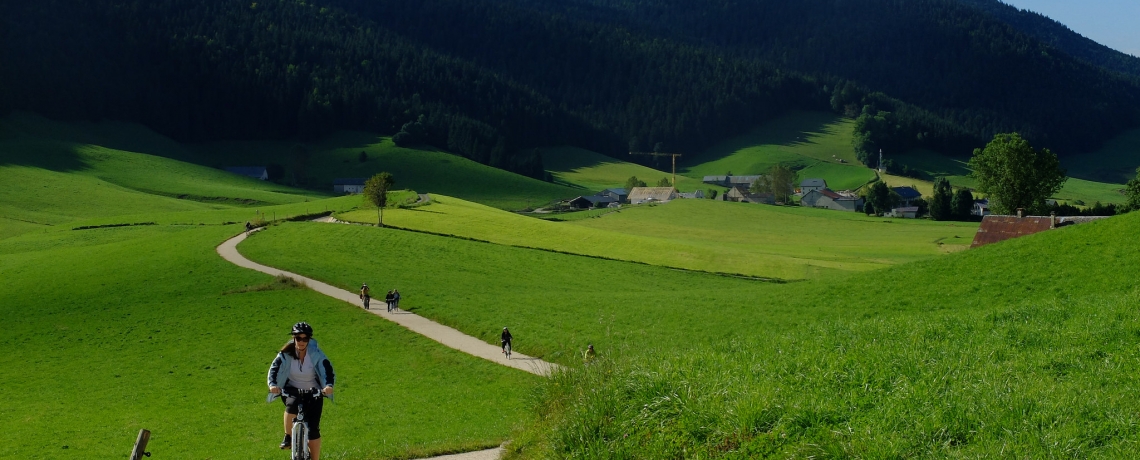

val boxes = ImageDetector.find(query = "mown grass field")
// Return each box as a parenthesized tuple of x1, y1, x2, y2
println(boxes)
(541, 146, 707, 193)
(681, 111, 875, 191)
(507, 212, 1140, 458)
(0, 222, 537, 459)
(336, 195, 975, 280)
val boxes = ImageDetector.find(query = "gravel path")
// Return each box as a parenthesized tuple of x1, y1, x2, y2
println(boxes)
(218, 228, 559, 459)
(218, 229, 559, 378)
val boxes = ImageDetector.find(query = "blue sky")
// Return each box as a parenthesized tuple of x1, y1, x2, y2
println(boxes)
(999, 0, 1140, 57)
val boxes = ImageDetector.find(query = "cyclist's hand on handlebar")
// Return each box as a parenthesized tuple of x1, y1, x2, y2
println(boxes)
(270, 386, 281, 394)
(322, 386, 334, 396)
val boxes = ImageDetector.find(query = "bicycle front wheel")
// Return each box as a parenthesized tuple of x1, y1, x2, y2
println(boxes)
(292, 422, 308, 460)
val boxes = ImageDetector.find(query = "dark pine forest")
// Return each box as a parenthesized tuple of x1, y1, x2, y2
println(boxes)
(2, 0, 1139, 178)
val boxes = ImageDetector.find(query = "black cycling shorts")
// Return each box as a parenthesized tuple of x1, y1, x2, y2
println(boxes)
(282, 389, 325, 440)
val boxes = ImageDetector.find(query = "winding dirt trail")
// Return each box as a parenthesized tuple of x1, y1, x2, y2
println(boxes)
(218, 229, 559, 377)
(217, 228, 561, 459)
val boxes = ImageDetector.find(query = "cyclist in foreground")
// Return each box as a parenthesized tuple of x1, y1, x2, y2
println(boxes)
(268, 322, 336, 459)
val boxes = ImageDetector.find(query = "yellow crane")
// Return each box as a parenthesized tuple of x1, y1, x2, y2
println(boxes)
(629, 151, 683, 186)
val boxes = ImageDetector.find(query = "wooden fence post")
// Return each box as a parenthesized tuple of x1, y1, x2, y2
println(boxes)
(129, 429, 150, 459)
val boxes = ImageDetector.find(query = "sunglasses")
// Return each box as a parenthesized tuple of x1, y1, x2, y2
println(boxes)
(293, 335, 311, 342)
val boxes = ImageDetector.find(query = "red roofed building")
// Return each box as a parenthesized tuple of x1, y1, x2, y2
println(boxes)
(971, 212, 1109, 248)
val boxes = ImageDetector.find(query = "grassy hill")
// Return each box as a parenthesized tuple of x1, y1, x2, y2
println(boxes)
(6, 108, 1137, 459)
(0, 213, 537, 458)
(681, 112, 876, 191)
(334, 195, 976, 280)
(1064, 128, 1140, 184)
(0, 119, 553, 456)
(196, 131, 578, 211)
(0, 114, 329, 238)
(507, 206, 1140, 458)
(541, 146, 707, 192)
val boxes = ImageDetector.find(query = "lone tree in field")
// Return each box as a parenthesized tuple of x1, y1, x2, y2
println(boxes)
(928, 177, 953, 221)
(656, 177, 672, 187)
(363, 172, 395, 227)
(866, 181, 898, 216)
(968, 133, 1066, 215)
(1124, 167, 1140, 213)
(625, 176, 647, 191)
(751, 164, 797, 204)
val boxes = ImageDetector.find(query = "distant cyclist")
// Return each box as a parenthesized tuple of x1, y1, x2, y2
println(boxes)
(268, 322, 336, 459)
(359, 284, 370, 310)
(385, 290, 396, 312)
(501, 327, 513, 355)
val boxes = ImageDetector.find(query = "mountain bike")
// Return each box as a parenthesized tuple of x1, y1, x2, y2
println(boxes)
(502, 340, 512, 359)
(268, 388, 327, 460)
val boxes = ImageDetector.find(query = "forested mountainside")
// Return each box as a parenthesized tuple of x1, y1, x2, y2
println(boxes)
(955, 0, 1140, 78)
(2, 0, 1138, 178)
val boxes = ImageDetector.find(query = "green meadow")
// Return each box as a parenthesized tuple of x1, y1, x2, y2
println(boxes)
(1063, 128, 1140, 184)
(541, 146, 707, 192)
(680, 111, 875, 190)
(335, 195, 975, 280)
(0, 115, 557, 458)
(237, 192, 1140, 458)
(0, 223, 536, 458)
(508, 212, 1140, 458)
(5, 110, 1139, 459)
(196, 132, 577, 210)
(666, 110, 1132, 205)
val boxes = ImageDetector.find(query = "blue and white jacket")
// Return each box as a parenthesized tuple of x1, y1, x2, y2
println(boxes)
(268, 339, 336, 399)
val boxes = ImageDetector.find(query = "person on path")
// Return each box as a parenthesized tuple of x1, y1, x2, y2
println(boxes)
(385, 290, 395, 312)
(245, 221, 253, 235)
(359, 284, 370, 310)
(392, 289, 401, 310)
(583, 344, 596, 364)
(267, 322, 336, 459)
(501, 327, 513, 356)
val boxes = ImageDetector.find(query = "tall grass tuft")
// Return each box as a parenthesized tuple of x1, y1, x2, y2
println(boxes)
(223, 274, 305, 294)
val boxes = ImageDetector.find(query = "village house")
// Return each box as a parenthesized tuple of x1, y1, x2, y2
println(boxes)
(224, 166, 269, 181)
(332, 178, 367, 194)
(889, 206, 920, 219)
(800, 178, 828, 194)
(891, 186, 922, 207)
(801, 188, 864, 212)
(971, 210, 1109, 248)
(972, 199, 991, 217)
(677, 190, 706, 199)
(628, 187, 677, 204)
(568, 195, 617, 210)
(702, 175, 762, 188)
(721, 187, 775, 204)
(598, 188, 629, 203)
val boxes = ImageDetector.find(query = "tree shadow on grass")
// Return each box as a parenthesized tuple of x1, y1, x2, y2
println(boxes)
(0, 137, 88, 172)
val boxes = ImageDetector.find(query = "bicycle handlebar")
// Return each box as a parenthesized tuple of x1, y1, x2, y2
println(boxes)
(266, 387, 328, 403)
